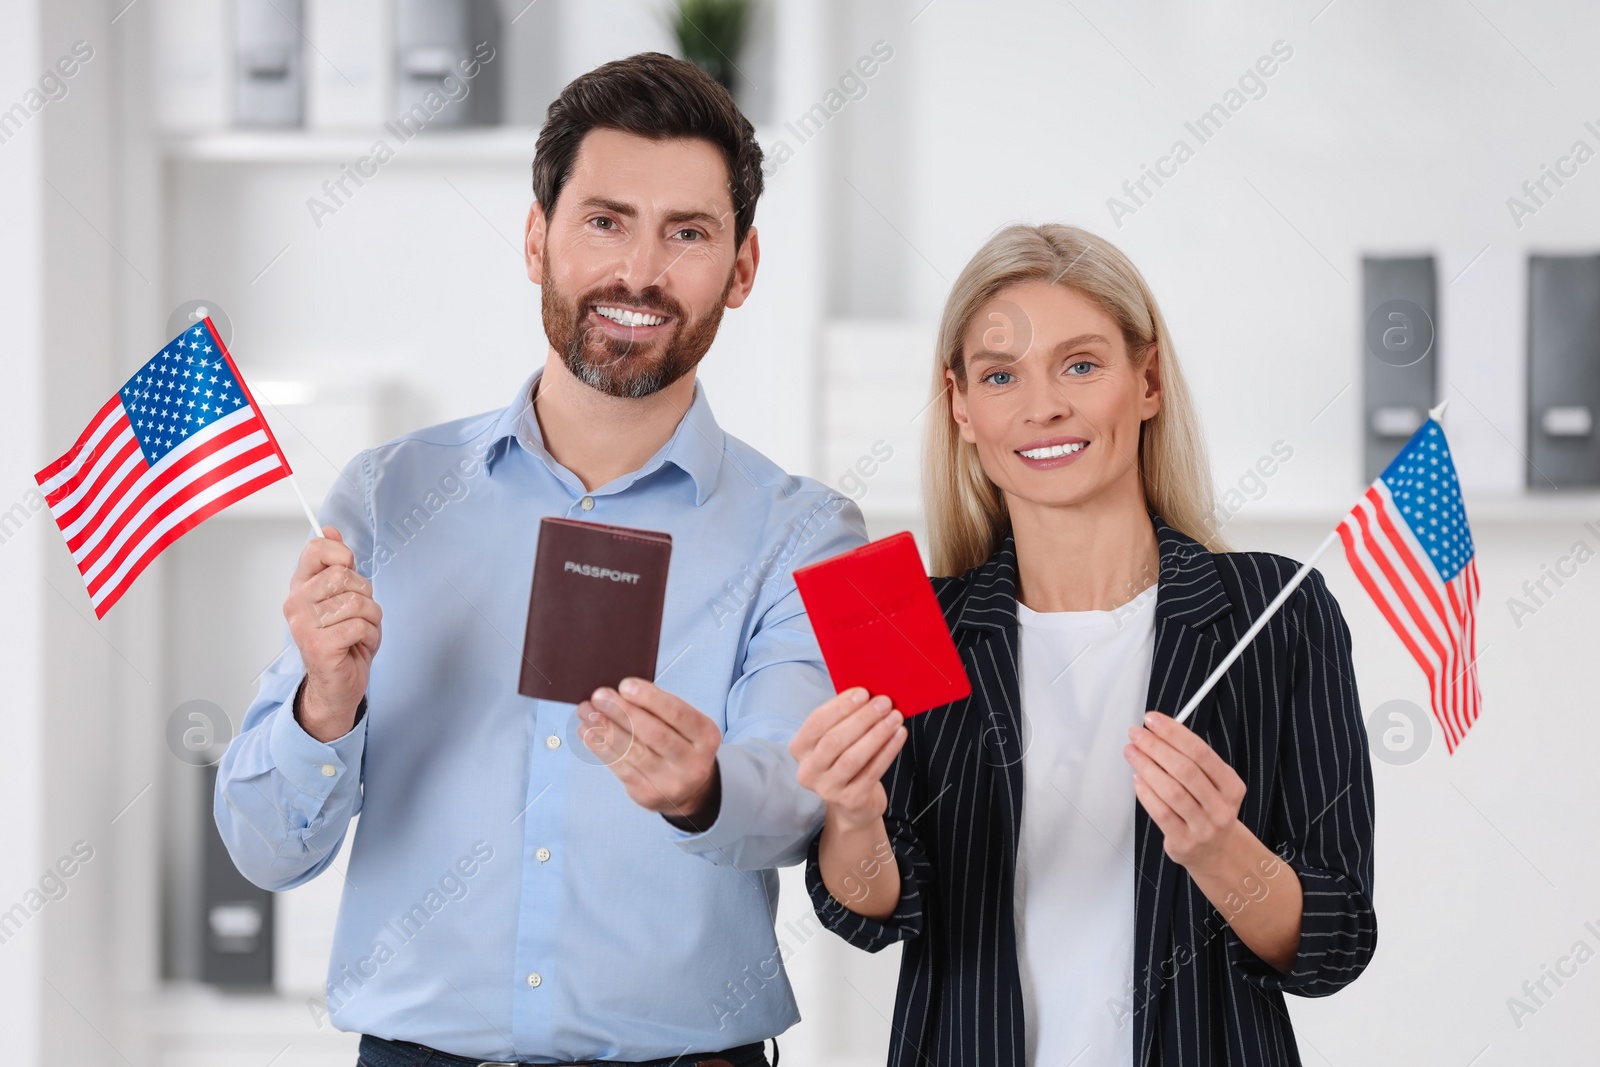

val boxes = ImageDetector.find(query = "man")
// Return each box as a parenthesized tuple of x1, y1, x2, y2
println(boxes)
(216, 52, 865, 1067)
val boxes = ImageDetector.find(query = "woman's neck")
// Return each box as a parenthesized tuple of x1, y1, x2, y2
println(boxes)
(1008, 477, 1160, 613)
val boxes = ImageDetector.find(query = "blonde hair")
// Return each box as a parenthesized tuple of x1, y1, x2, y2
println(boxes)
(923, 223, 1224, 576)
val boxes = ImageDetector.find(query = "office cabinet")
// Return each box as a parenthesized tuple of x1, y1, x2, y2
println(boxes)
(234, 0, 304, 127)
(394, 0, 501, 128)
(1362, 256, 1438, 482)
(200, 764, 275, 986)
(1528, 254, 1600, 488)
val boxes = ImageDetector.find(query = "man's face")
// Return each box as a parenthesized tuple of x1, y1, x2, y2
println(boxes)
(528, 128, 757, 399)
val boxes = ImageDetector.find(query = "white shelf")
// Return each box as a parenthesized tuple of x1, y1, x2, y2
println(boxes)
(161, 126, 539, 164)
(161, 120, 796, 166)
(213, 494, 1600, 526)
(1225, 493, 1600, 525)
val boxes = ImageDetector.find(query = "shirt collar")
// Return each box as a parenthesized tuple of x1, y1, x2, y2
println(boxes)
(482, 368, 726, 506)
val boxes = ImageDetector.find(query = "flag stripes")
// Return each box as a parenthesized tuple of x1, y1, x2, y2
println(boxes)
(34, 318, 293, 617)
(1337, 481, 1481, 752)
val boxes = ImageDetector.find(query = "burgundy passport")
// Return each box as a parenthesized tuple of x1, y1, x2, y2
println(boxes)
(519, 517, 673, 705)
(793, 532, 970, 716)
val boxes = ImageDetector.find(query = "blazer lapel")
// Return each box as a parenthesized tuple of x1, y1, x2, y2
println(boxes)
(946, 533, 1027, 904)
(1133, 517, 1233, 1067)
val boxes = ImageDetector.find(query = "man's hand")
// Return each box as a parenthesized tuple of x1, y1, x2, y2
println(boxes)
(283, 526, 381, 743)
(579, 678, 722, 826)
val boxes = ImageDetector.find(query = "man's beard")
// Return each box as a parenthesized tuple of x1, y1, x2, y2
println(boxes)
(541, 264, 734, 400)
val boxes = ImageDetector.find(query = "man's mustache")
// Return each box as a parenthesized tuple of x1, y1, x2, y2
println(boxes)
(580, 287, 683, 320)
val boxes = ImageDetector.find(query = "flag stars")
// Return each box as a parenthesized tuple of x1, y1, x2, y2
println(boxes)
(117, 337, 255, 463)
(1380, 421, 1475, 579)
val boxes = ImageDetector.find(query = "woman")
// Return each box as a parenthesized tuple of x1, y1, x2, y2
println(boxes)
(790, 224, 1376, 1066)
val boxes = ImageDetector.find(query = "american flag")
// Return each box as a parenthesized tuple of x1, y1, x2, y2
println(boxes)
(34, 319, 293, 618)
(1336, 418, 1481, 752)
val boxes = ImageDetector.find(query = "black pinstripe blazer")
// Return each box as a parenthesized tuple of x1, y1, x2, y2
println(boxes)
(805, 516, 1377, 1066)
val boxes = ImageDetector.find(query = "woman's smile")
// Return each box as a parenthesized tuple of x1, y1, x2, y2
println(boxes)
(1015, 434, 1091, 470)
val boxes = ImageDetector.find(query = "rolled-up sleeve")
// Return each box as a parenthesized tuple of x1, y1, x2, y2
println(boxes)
(668, 492, 867, 870)
(1228, 568, 1378, 995)
(213, 451, 374, 892)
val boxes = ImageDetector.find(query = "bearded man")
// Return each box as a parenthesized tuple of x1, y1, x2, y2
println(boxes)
(215, 52, 865, 1067)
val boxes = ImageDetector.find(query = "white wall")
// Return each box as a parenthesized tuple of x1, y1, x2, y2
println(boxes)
(33, 1, 156, 1063)
(0, 0, 44, 1058)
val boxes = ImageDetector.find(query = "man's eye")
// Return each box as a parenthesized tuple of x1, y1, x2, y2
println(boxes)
(591, 217, 615, 230)
(675, 228, 704, 241)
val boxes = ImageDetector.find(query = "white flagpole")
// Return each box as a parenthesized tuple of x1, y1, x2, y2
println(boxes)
(1173, 530, 1338, 725)
(1173, 397, 1452, 727)
(285, 473, 324, 540)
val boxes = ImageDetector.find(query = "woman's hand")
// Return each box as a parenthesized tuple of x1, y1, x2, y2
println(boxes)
(791, 688, 907, 832)
(1124, 711, 1247, 870)
(792, 687, 908, 921)
(1126, 711, 1303, 972)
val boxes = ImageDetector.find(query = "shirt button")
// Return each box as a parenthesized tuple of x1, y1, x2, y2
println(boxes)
(526, 972, 542, 988)
(320, 764, 336, 777)
(579, 495, 594, 511)
(536, 847, 551, 863)
(545, 735, 561, 749)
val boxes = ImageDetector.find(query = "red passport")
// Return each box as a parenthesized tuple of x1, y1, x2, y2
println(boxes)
(519, 517, 673, 705)
(793, 532, 970, 716)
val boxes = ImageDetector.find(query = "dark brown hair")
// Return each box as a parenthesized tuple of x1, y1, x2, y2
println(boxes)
(532, 52, 764, 248)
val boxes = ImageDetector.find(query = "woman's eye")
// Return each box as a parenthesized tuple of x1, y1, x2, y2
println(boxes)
(981, 370, 1015, 386)
(1065, 360, 1095, 376)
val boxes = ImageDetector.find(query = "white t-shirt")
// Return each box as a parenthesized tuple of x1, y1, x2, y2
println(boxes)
(1013, 583, 1157, 1067)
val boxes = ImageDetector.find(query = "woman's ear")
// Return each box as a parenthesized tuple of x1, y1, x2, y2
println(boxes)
(525, 201, 547, 285)
(1140, 344, 1162, 421)
(946, 368, 977, 445)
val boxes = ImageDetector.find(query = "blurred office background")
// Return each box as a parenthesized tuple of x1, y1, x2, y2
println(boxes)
(4, 0, 1600, 1063)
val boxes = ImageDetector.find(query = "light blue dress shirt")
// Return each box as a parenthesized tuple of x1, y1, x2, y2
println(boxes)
(215, 369, 867, 1061)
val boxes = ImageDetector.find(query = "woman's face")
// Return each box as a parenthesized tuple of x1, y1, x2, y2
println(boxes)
(947, 280, 1161, 513)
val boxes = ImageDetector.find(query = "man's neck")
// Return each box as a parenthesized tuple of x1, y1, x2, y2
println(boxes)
(531, 349, 698, 492)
